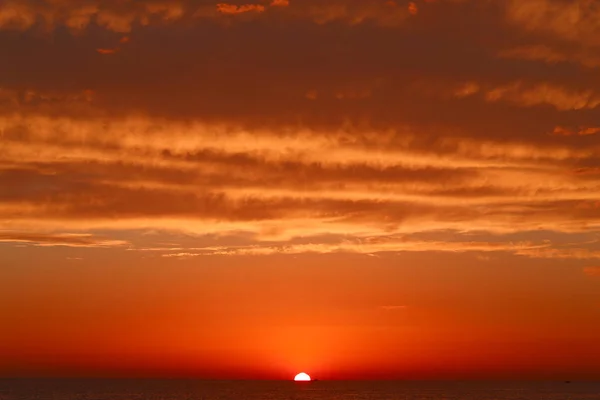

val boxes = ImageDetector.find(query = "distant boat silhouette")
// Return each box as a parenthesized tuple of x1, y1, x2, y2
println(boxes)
(564, 381, 571, 384)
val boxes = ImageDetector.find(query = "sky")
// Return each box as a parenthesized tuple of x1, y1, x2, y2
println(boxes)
(1, 0, 600, 380)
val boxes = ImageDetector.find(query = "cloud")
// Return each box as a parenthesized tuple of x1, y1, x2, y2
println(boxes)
(3, 1, 599, 141)
(0, 232, 129, 247)
(497, 45, 600, 69)
(1, 110, 600, 242)
(455, 81, 600, 111)
(503, 0, 600, 70)
(0, 2, 37, 30)
(1, 0, 600, 255)
(507, 0, 600, 48)
(516, 248, 600, 260)
(162, 252, 202, 259)
(134, 236, 600, 260)
(216, 3, 266, 15)
(553, 126, 600, 137)
(96, 48, 118, 55)
(485, 83, 600, 111)
(0, 0, 416, 33)
(0, 0, 187, 33)
(408, 2, 418, 15)
(270, 0, 290, 6)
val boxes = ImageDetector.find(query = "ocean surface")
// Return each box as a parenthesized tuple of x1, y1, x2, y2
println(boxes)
(0, 380, 599, 400)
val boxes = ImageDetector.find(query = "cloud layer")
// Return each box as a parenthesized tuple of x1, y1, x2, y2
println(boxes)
(1, 0, 600, 258)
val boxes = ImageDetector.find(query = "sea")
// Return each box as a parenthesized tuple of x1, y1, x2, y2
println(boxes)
(0, 380, 599, 400)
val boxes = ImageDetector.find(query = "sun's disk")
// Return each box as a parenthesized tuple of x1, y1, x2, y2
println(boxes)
(294, 372, 311, 381)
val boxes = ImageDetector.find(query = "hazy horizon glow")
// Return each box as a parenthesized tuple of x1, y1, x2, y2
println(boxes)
(1, 0, 600, 380)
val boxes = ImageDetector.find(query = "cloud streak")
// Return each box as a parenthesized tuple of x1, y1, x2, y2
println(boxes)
(0, 0, 415, 33)
(0, 232, 129, 247)
(125, 236, 600, 261)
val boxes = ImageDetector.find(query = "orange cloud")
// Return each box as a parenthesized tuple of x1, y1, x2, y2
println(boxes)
(216, 3, 266, 15)
(454, 82, 480, 98)
(3, 0, 600, 255)
(0, 1, 37, 30)
(0, 232, 129, 247)
(453, 81, 600, 111)
(507, 0, 600, 47)
(0, 0, 188, 33)
(553, 126, 600, 137)
(485, 83, 600, 110)
(497, 45, 600, 69)
(408, 2, 418, 15)
(2, 107, 600, 249)
(0, 0, 421, 32)
(132, 237, 600, 260)
(96, 48, 118, 55)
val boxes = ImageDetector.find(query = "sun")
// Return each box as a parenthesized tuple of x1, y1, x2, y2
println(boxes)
(294, 372, 311, 381)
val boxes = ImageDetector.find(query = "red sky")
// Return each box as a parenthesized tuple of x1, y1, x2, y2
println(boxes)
(1, 0, 600, 380)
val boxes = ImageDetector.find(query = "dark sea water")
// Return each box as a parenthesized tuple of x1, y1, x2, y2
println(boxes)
(0, 380, 599, 400)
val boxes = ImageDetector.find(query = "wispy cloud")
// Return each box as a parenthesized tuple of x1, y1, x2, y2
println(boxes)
(96, 48, 118, 55)
(125, 237, 600, 260)
(216, 3, 266, 15)
(0, 232, 129, 248)
(507, 0, 600, 47)
(270, 0, 290, 7)
(0, 0, 415, 33)
(553, 126, 600, 137)
(455, 81, 600, 111)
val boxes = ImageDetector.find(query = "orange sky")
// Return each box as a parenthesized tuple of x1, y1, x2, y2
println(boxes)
(1, 0, 600, 380)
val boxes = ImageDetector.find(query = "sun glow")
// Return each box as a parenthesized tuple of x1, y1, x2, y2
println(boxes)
(294, 372, 311, 381)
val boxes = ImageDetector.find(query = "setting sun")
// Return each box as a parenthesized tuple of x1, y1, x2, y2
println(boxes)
(294, 372, 311, 381)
